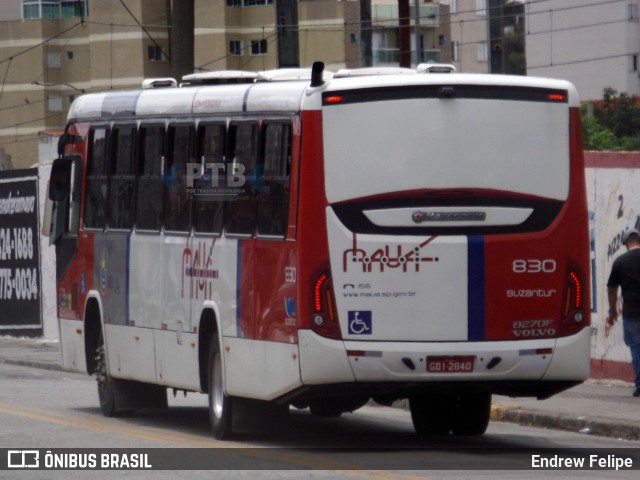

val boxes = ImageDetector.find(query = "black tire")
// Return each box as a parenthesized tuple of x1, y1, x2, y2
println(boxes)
(95, 332, 124, 417)
(309, 397, 369, 418)
(208, 336, 234, 440)
(451, 393, 491, 436)
(410, 394, 455, 436)
(95, 331, 168, 416)
(309, 402, 343, 418)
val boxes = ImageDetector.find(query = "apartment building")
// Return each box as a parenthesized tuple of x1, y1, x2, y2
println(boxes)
(0, 0, 454, 169)
(526, 0, 640, 101)
(441, 0, 524, 74)
(0, 0, 170, 168)
(367, 0, 450, 66)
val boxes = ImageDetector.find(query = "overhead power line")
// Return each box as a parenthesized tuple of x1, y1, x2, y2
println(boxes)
(0, 0, 637, 149)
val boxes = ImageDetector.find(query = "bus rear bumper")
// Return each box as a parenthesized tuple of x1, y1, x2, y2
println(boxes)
(298, 327, 590, 392)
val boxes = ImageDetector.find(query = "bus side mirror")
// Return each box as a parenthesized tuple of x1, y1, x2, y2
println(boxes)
(49, 155, 76, 201)
(46, 155, 82, 246)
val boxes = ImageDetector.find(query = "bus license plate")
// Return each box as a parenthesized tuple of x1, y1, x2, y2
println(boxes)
(426, 356, 475, 373)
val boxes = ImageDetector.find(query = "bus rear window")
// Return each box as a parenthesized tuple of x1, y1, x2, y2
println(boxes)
(322, 96, 570, 205)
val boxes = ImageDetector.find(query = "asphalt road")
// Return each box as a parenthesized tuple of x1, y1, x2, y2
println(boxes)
(0, 363, 639, 479)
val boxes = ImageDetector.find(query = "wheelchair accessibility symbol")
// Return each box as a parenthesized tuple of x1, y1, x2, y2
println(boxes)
(348, 311, 372, 335)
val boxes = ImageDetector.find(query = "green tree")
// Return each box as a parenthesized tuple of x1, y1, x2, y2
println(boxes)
(582, 88, 640, 150)
(597, 88, 640, 138)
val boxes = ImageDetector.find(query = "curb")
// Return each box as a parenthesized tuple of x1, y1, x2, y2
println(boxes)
(0, 358, 62, 372)
(491, 403, 640, 442)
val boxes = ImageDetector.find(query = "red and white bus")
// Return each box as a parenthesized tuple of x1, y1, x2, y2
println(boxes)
(46, 62, 591, 439)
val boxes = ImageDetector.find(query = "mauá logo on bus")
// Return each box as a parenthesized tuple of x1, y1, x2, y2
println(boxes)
(161, 162, 253, 198)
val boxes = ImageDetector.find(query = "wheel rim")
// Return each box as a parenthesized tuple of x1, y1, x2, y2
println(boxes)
(212, 351, 224, 420)
(95, 343, 111, 399)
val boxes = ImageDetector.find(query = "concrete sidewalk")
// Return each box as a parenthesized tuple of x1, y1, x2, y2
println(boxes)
(1, 335, 639, 441)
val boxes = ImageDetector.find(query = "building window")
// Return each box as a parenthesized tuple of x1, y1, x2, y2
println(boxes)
(23, 1, 88, 20)
(148, 45, 165, 62)
(61, 1, 87, 17)
(243, 0, 273, 6)
(48, 95, 62, 112)
(47, 52, 61, 68)
(226, 0, 273, 6)
(475, 0, 486, 16)
(250, 39, 268, 56)
(452, 41, 459, 62)
(477, 42, 488, 62)
(229, 40, 242, 56)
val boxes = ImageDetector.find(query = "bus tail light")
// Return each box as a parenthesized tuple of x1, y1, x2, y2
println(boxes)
(559, 269, 587, 336)
(311, 271, 341, 339)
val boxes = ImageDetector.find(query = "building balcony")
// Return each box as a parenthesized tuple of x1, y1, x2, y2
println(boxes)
(372, 48, 441, 66)
(371, 3, 439, 27)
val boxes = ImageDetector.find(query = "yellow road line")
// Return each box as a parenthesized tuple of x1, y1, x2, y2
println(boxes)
(0, 402, 433, 479)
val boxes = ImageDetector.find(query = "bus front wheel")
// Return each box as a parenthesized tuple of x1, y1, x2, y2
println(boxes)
(208, 336, 234, 440)
(95, 332, 125, 417)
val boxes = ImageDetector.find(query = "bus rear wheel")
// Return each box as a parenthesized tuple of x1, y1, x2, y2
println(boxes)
(451, 393, 491, 436)
(410, 392, 491, 437)
(410, 394, 455, 436)
(208, 336, 234, 440)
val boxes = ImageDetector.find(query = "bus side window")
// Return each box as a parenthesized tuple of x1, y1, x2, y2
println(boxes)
(225, 122, 258, 236)
(164, 124, 194, 232)
(193, 123, 225, 235)
(136, 125, 164, 231)
(257, 122, 291, 238)
(109, 125, 137, 230)
(83, 127, 110, 230)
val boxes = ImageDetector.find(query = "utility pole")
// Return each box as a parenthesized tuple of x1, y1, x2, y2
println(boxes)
(276, 0, 300, 68)
(398, 0, 411, 67)
(170, 0, 194, 80)
(488, 0, 504, 73)
(360, 0, 372, 67)
(414, 0, 422, 64)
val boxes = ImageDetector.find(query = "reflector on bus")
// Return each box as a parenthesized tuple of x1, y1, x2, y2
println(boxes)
(416, 63, 457, 74)
(141, 78, 177, 89)
(181, 70, 258, 85)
